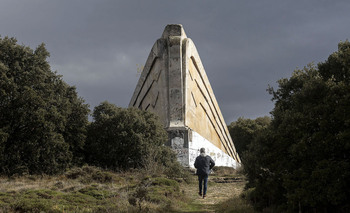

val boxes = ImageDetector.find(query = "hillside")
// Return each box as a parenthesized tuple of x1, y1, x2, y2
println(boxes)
(0, 166, 254, 212)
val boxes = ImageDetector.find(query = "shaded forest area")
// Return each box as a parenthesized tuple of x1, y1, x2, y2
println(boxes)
(1, 37, 350, 212)
(228, 41, 350, 212)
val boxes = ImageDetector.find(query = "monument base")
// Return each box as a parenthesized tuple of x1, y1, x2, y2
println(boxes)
(167, 128, 240, 169)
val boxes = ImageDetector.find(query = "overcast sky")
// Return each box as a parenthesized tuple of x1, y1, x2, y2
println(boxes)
(1, 0, 349, 123)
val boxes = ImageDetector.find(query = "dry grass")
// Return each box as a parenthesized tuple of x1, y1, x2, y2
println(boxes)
(0, 166, 255, 213)
(0, 166, 186, 212)
(0, 175, 80, 193)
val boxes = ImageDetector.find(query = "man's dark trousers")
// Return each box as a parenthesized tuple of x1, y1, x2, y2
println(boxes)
(198, 174, 208, 196)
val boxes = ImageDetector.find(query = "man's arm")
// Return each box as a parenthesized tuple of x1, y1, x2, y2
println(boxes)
(209, 157, 215, 170)
(194, 157, 199, 169)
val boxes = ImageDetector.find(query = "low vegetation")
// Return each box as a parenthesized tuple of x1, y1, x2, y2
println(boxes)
(0, 36, 89, 175)
(0, 166, 253, 212)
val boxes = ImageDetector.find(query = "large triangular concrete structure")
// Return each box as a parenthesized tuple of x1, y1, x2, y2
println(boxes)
(129, 24, 241, 168)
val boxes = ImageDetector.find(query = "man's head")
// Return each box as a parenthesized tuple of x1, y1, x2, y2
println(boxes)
(200, 148, 206, 154)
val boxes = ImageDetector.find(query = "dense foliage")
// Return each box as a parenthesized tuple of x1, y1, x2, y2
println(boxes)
(85, 102, 173, 171)
(244, 41, 350, 212)
(228, 116, 270, 156)
(0, 37, 89, 175)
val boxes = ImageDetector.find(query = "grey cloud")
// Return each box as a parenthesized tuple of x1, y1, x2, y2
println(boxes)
(1, 0, 350, 123)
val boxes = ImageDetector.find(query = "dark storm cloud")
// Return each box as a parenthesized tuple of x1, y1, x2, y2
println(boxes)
(1, 0, 350, 123)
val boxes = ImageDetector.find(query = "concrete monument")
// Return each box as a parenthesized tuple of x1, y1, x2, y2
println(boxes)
(129, 24, 241, 168)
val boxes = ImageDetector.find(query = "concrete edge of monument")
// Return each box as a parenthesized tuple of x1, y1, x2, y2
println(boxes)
(129, 24, 241, 169)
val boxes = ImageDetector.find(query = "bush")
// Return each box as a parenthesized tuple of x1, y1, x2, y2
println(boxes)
(215, 196, 255, 213)
(129, 176, 181, 211)
(85, 102, 168, 171)
(243, 41, 350, 212)
(65, 166, 117, 184)
(142, 144, 191, 182)
(228, 117, 271, 156)
(0, 37, 89, 175)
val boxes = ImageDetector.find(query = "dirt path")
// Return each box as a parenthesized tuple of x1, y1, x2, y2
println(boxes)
(181, 176, 246, 212)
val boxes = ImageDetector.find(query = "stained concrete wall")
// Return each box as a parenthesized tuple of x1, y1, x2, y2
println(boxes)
(129, 39, 169, 127)
(183, 39, 239, 162)
(129, 24, 241, 167)
(190, 131, 239, 169)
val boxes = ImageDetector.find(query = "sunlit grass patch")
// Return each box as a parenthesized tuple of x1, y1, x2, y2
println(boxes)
(0, 165, 250, 212)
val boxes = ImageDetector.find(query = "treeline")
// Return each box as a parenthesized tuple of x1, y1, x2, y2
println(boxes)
(0, 37, 181, 177)
(229, 41, 350, 212)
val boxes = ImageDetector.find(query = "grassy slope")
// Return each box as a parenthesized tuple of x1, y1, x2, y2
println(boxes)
(0, 166, 255, 212)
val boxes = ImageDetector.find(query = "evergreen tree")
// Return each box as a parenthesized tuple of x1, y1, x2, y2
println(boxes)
(244, 41, 350, 212)
(0, 37, 89, 175)
(85, 102, 168, 170)
(228, 116, 270, 156)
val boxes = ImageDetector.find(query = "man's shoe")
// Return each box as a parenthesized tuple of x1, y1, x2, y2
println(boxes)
(203, 194, 206, 199)
(198, 192, 202, 196)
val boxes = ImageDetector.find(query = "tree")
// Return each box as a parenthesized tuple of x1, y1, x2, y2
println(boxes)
(228, 116, 270, 156)
(85, 102, 169, 170)
(244, 41, 350, 212)
(0, 37, 89, 175)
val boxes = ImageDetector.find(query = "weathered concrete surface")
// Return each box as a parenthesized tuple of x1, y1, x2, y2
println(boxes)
(129, 24, 241, 167)
(190, 131, 239, 169)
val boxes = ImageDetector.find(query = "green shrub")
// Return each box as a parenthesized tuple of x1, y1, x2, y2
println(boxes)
(243, 40, 350, 211)
(65, 165, 118, 184)
(10, 189, 63, 213)
(78, 186, 112, 200)
(215, 196, 255, 213)
(85, 102, 168, 171)
(12, 198, 58, 213)
(0, 37, 89, 176)
(128, 176, 182, 211)
(147, 177, 180, 203)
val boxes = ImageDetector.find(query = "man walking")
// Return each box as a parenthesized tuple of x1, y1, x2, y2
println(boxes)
(194, 148, 215, 198)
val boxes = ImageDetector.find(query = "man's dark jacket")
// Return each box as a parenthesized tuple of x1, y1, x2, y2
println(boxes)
(194, 154, 215, 175)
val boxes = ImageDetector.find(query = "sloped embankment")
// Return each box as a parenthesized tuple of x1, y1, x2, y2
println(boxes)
(0, 166, 254, 212)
